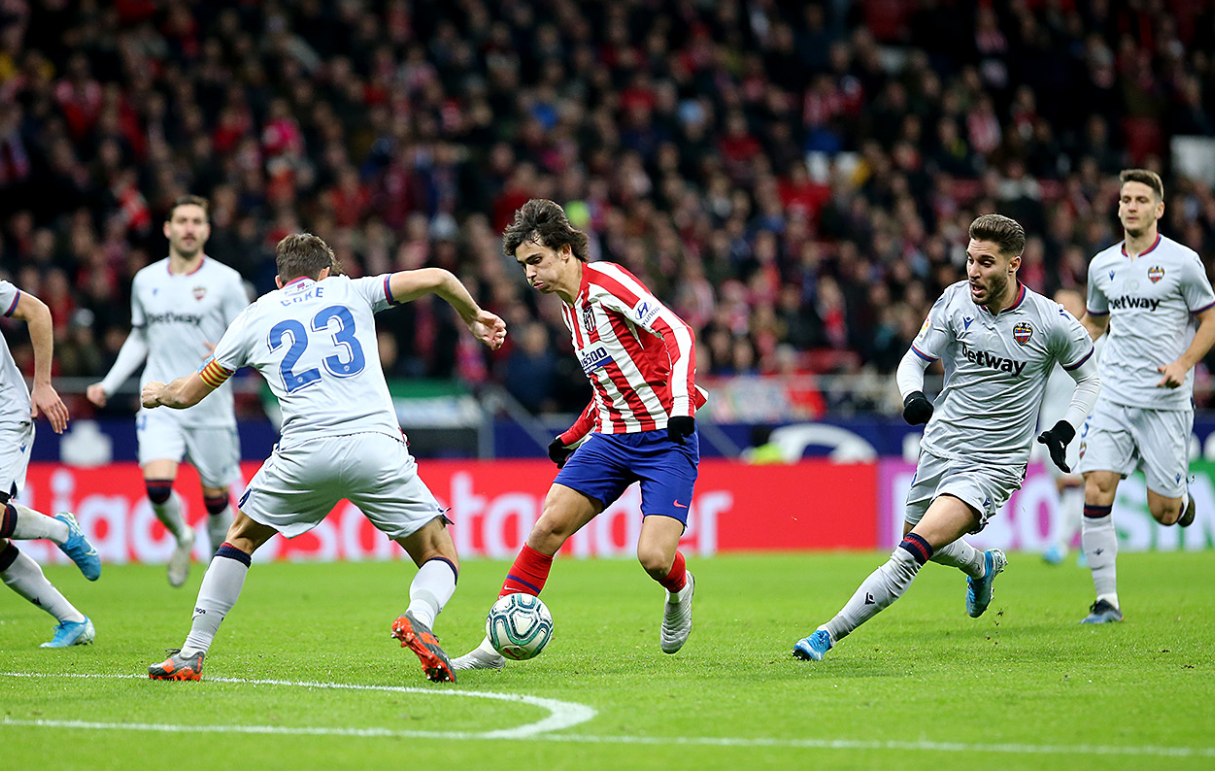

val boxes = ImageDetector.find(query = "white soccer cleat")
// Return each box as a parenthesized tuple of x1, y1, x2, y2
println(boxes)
(451, 637, 506, 670)
(167, 527, 196, 588)
(660, 571, 695, 654)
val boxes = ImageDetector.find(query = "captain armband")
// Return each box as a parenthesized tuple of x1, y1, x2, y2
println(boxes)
(198, 358, 235, 388)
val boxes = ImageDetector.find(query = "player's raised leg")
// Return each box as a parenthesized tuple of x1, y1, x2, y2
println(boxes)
(795, 495, 979, 661)
(1, 498, 100, 580)
(452, 483, 600, 671)
(390, 518, 460, 683)
(0, 539, 95, 647)
(149, 508, 274, 680)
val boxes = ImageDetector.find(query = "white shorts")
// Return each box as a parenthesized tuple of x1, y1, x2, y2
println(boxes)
(905, 450, 1026, 534)
(1075, 399, 1192, 498)
(0, 421, 34, 498)
(137, 409, 240, 488)
(237, 432, 446, 540)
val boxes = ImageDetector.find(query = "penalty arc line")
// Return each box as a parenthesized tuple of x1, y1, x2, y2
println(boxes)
(0, 672, 595, 739)
(2, 673, 1213, 757)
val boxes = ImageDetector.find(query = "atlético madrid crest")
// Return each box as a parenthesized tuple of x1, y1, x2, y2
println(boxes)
(1148, 265, 1164, 283)
(193, 286, 206, 301)
(1012, 321, 1033, 345)
(582, 304, 595, 330)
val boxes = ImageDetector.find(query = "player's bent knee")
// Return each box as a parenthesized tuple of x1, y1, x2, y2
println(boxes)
(146, 480, 174, 505)
(526, 518, 569, 553)
(636, 546, 672, 576)
(1150, 502, 1182, 525)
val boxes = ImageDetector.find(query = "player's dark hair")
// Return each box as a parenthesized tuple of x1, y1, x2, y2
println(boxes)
(502, 199, 590, 262)
(968, 213, 1026, 258)
(1119, 168, 1164, 201)
(276, 233, 336, 282)
(167, 194, 209, 222)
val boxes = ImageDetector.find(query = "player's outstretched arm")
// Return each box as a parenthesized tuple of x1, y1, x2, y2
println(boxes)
(388, 268, 506, 350)
(10, 290, 69, 433)
(1157, 306, 1215, 388)
(142, 372, 216, 410)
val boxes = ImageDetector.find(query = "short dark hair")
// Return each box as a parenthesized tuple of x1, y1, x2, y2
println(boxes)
(968, 213, 1026, 258)
(167, 194, 209, 222)
(502, 199, 590, 262)
(276, 233, 335, 282)
(1119, 168, 1164, 201)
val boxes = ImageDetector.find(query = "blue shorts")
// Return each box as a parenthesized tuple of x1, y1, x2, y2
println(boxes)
(554, 430, 700, 525)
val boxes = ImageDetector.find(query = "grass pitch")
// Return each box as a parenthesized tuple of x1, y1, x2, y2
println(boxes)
(2, 551, 1213, 771)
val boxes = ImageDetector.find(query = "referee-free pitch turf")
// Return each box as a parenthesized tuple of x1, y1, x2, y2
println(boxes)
(3, 551, 1212, 771)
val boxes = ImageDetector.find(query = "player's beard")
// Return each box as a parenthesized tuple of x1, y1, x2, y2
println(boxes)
(173, 237, 203, 259)
(975, 271, 1011, 306)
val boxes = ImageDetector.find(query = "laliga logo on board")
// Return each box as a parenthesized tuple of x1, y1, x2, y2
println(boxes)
(1012, 321, 1033, 345)
(1148, 265, 1164, 284)
(193, 286, 207, 300)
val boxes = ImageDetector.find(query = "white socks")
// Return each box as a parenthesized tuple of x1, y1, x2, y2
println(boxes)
(406, 559, 458, 629)
(824, 547, 924, 642)
(152, 491, 188, 541)
(8, 504, 70, 544)
(930, 538, 985, 578)
(1, 544, 86, 623)
(1082, 506, 1119, 608)
(182, 548, 250, 655)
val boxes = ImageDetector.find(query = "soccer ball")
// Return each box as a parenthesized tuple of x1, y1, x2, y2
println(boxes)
(486, 593, 553, 661)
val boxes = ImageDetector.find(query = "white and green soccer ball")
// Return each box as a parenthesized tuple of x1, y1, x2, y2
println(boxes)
(486, 593, 553, 661)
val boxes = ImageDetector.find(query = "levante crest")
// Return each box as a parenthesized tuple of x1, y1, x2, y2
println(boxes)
(1012, 321, 1033, 345)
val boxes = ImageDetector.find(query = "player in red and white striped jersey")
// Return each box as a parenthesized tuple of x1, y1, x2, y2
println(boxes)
(453, 199, 707, 670)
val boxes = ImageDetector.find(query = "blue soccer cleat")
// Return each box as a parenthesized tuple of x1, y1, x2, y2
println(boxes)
(793, 629, 833, 661)
(41, 617, 95, 648)
(966, 549, 1007, 618)
(54, 512, 100, 581)
(1081, 599, 1123, 624)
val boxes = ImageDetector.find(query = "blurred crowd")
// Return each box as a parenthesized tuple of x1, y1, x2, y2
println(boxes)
(2, 0, 1215, 417)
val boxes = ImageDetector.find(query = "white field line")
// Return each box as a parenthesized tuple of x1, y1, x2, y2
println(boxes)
(2, 672, 1212, 758)
(0, 672, 595, 739)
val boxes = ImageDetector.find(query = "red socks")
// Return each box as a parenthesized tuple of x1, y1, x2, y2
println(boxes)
(658, 551, 687, 593)
(500, 544, 553, 597)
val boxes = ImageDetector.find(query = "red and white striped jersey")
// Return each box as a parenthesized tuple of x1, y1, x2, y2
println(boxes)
(557, 262, 707, 444)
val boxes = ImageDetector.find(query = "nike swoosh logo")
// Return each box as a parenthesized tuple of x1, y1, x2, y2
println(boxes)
(673, 500, 688, 509)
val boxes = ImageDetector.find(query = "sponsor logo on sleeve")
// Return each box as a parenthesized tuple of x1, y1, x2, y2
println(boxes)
(633, 299, 660, 328)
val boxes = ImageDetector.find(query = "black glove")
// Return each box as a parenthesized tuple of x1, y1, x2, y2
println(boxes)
(548, 437, 575, 468)
(1037, 420, 1076, 473)
(668, 416, 696, 444)
(902, 391, 934, 426)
